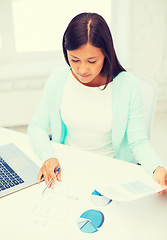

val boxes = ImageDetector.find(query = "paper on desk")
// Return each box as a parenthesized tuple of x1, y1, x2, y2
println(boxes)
(97, 179, 163, 202)
(20, 182, 115, 240)
(32, 182, 93, 221)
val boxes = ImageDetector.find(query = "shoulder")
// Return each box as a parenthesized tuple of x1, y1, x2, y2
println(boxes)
(112, 71, 142, 101)
(47, 65, 70, 85)
(113, 71, 139, 87)
(44, 65, 70, 92)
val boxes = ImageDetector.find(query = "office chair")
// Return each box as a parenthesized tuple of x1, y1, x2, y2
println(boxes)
(133, 72, 158, 141)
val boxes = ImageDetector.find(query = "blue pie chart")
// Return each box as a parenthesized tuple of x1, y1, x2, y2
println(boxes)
(78, 209, 104, 233)
(91, 189, 112, 206)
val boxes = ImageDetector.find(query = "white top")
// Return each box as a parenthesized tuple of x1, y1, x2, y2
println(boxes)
(61, 71, 115, 157)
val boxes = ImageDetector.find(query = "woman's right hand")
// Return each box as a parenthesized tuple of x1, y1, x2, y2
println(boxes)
(37, 157, 62, 188)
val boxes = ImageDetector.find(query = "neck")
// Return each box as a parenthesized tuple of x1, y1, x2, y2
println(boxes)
(71, 70, 108, 87)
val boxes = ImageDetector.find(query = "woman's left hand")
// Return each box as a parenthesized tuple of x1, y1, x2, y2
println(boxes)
(153, 166, 167, 194)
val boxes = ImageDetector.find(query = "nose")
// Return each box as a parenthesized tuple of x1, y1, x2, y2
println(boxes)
(77, 62, 89, 74)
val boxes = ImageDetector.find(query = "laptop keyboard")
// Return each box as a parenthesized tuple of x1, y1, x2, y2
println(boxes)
(0, 156, 24, 191)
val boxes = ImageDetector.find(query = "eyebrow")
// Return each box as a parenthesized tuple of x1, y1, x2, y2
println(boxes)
(69, 54, 97, 60)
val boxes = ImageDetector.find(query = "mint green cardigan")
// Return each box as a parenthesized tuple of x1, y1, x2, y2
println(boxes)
(28, 66, 162, 175)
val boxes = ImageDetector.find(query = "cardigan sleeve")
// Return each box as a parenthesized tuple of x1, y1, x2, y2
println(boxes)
(127, 79, 163, 175)
(28, 71, 58, 162)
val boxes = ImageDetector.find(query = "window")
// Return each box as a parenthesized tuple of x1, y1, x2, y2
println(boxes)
(0, 0, 112, 79)
(10, 0, 111, 53)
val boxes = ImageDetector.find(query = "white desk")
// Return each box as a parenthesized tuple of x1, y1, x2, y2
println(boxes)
(0, 127, 166, 240)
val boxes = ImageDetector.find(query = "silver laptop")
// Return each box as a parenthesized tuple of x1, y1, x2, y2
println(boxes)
(0, 143, 40, 198)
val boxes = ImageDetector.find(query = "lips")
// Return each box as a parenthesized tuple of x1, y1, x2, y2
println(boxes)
(78, 74, 91, 78)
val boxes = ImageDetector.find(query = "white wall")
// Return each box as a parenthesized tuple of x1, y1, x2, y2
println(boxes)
(130, 0, 167, 113)
(0, 0, 167, 127)
(0, 52, 65, 127)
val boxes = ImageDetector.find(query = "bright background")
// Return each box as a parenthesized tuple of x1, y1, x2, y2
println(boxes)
(0, 0, 167, 165)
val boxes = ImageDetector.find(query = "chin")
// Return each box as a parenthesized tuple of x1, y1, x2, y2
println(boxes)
(77, 75, 92, 82)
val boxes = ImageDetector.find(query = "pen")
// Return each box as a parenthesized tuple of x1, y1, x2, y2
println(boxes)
(41, 167, 60, 197)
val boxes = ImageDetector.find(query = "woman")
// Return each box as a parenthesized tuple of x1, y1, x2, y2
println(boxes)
(28, 12, 167, 192)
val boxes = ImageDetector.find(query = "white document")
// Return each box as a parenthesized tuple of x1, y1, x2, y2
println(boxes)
(21, 182, 115, 240)
(32, 182, 92, 221)
(97, 179, 163, 202)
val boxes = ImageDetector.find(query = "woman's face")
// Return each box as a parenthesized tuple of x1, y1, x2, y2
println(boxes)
(67, 43, 105, 86)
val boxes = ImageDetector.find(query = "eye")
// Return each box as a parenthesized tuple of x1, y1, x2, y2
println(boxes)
(71, 59, 79, 63)
(89, 61, 96, 64)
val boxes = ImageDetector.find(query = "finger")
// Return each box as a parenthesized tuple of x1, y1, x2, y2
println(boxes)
(48, 178, 54, 188)
(165, 175, 167, 186)
(47, 170, 57, 188)
(57, 177, 62, 182)
(43, 170, 49, 185)
(48, 175, 55, 189)
(50, 180, 55, 189)
(162, 185, 167, 190)
(56, 168, 61, 178)
(56, 169, 62, 182)
(163, 188, 167, 193)
(50, 171, 57, 181)
(37, 169, 43, 183)
(153, 175, 160, 185)
(159, 175, 167, 188)
(158, 183, 167, 194)
(158, 189, 167, 194)
(43, 163, 55, 185)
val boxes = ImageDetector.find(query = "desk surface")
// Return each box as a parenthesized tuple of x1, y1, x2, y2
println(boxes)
(0, 127, 167, 240)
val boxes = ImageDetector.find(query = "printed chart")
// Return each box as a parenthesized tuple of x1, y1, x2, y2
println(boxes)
(78, 209, 104, 233)
(91, 189, 112, 206)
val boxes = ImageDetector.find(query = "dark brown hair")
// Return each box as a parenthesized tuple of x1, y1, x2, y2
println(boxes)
(63, 12, 126, 88)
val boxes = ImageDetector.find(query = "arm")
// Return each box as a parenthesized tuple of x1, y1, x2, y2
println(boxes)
(127, 79, 162, 173)
(28, 76, 56, 162)
(126, 79, 167, 190)
(126, 80, 167, 192)
(28, 70, 62, 186)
